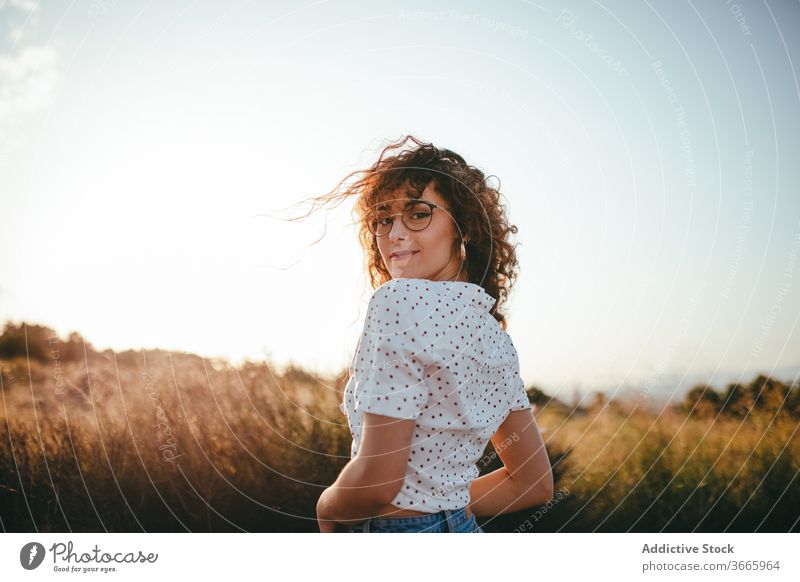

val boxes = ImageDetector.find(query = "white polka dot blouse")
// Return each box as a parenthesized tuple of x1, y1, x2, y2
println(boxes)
(339, 277, 532, 512)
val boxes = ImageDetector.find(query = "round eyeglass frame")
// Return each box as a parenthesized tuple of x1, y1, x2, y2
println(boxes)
(366, 200, 445, 237)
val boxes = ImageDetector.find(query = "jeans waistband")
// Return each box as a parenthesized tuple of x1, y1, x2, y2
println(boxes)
(353, 506, 471, 532)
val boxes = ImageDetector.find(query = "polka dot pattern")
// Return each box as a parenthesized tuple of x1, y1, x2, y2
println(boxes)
(339, 277, 532, 512)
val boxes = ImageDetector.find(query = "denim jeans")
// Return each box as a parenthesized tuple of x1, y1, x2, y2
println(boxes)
(346, 507, 484, 533)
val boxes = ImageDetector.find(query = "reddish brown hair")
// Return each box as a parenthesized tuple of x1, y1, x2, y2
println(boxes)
(292, 135, 520, 330)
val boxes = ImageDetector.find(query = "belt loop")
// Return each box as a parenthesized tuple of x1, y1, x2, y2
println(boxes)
(444, 509, 454, 532)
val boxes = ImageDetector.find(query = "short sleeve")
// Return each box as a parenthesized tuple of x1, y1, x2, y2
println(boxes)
(352, 281, 430, 420)
(509, 371, 532, 411)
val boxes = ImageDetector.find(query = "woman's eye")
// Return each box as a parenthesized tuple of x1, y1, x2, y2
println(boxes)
(411, 212, 431, 220)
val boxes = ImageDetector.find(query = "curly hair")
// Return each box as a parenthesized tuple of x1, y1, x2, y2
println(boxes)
(291, 135, 520, 330)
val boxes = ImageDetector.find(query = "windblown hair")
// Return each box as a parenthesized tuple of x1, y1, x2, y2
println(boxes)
(293, 135, 520, 330)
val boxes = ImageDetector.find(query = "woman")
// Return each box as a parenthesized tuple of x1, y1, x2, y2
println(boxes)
(314, 135, 553, 533)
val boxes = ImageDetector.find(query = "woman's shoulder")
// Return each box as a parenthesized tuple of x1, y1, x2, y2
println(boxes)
(363, 278, 430, 334)
(370, 277, 438, 301)
(368, 277, 494, 313)
(364, 278, 512, 355)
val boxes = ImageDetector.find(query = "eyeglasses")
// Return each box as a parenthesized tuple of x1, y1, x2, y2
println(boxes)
(366, 200, 444, 237)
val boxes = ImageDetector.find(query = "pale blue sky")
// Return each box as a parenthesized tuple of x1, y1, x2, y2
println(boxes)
(1, 0, 798, 402)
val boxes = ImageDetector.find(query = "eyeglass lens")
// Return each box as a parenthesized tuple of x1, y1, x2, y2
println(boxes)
(369, 201, 434, 236)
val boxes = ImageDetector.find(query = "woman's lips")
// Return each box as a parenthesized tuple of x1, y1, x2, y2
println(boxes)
(391, 250, 418, 260)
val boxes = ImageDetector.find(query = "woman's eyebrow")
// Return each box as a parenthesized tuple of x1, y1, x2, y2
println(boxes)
(376, 198, 429, 212)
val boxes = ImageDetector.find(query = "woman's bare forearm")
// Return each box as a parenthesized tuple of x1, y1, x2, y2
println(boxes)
(468, 466, 552, 517)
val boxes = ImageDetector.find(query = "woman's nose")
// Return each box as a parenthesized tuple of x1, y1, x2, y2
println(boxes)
(388, 217, 411, 240)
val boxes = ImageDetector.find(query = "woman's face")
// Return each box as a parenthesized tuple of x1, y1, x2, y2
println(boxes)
(373, 182, 467, 282)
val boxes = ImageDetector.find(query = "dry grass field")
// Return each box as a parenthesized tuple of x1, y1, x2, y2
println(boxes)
(1, 323, 798, 532)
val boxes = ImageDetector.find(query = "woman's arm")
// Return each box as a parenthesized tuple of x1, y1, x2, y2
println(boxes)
(317, 456, 392, 525)
(317, 412, 416, 529)
(468, 409, 554, 517)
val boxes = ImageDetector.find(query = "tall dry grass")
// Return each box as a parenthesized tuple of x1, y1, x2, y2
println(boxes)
(489, 403, 799, 532)
(1, 350, 350, 532)
(1, 344, 797, 532)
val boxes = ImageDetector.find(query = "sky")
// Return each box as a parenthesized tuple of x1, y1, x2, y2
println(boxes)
(1, 0, 799, 403)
